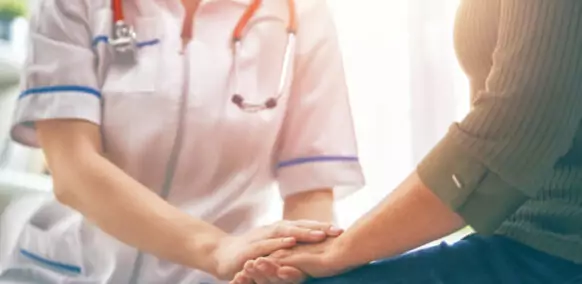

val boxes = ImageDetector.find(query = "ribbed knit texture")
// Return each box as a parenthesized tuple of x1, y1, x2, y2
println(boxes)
(453, 0, 582, 263)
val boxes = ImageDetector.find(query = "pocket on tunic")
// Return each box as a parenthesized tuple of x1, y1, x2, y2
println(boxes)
(2, 202, 85, 278)
(93, 11, 166, 158)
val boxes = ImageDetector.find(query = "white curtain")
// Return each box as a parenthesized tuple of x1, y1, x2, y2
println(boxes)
(329, 0, 470, 227)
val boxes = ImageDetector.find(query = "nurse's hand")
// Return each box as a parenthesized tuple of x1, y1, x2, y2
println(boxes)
(212, 220, 342, 281)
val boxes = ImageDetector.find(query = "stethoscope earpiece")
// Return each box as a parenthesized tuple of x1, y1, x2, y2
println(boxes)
(231, 95, 244, 107)
(265, 98, 277, 109)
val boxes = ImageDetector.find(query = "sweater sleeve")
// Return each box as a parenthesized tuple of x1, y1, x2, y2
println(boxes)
(417, 0, 582, 234)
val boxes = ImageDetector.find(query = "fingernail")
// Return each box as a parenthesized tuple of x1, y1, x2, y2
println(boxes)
(329, 226, 343, 234)
(310, 230, 325, 237)
(279, 273, 290, 280)
(283, 237, 295, 243)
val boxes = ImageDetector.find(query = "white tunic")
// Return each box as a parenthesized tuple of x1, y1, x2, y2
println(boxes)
(0, 0, 364, 283)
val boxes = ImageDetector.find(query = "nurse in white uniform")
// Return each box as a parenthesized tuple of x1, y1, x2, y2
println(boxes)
(0, 0, 364, 283)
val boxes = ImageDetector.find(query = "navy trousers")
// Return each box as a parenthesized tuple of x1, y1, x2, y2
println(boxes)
(308, 234, 582, 284)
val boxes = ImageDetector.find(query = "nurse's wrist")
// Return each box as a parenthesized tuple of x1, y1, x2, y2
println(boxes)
(184, 230, 228, 276)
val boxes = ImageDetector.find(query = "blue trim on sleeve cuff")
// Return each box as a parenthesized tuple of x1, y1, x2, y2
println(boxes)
(20, 249, 82, 274)
(19, 86, 101, 100)
(277, 156, 359, 169)
(92, 35, 161, 48)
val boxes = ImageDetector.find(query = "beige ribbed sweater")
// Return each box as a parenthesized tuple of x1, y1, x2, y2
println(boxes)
(417, 0, 582, 264)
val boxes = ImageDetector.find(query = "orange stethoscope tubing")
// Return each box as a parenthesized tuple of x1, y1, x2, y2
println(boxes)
(233, 0, 297, 40)
(112, 0, 125, 23)
(111, 0, 298, 112)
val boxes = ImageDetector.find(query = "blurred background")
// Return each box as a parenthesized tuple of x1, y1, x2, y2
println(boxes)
(1, 0, 53, 217)
(0, 0, 469, 230)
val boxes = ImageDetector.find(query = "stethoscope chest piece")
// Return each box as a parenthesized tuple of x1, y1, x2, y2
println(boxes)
(110, 21, 138, 65)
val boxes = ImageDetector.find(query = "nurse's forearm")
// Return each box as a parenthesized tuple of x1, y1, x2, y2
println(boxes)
(283, 189, 334, 223)
(50, 151, 225, 274)
(330, 172, 465, 270)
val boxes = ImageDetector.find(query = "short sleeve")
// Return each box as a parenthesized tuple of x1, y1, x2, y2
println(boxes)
(275, 0, 365, 199)
(11, 0, 101, 148)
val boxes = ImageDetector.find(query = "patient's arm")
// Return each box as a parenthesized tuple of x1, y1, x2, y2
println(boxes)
(267, 172, 464, 278)
(329, 172, 464, 269)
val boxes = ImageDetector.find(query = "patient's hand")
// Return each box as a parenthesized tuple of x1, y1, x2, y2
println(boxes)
(270, 238, 349, 278)
(230, 238, 347, 284)
(230, 257, 307, 284)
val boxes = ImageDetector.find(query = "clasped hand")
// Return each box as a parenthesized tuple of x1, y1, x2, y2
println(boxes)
(228, 229, 347, 284)
(212, 220, 342, 281)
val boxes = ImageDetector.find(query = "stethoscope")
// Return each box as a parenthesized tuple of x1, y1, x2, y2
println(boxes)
(110, 0, 298, 112)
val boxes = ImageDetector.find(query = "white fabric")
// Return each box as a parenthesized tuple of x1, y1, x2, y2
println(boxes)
(1, 0, 365, 283)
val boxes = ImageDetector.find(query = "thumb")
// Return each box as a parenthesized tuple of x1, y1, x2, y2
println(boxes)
(242, 237, 296, 260)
